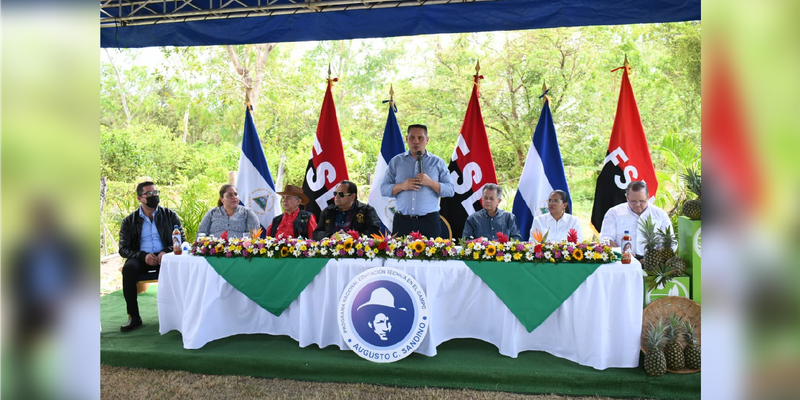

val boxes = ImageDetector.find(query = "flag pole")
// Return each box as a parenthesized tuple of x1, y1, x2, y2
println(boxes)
(389, 84, 394, 108)
(540, 81, 551, 106)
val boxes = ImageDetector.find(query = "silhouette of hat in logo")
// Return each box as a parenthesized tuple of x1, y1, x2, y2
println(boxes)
(356, 287, 407, 311)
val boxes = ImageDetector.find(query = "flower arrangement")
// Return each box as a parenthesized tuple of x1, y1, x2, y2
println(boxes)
(190, 230, 617, 264)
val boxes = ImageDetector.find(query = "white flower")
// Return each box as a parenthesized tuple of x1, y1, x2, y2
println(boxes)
(526, 253, 534, 261)
(320, 248, 328, 255)
(544, 251, 552, 259)
(347, 248, 355, 255)
(585, 251, 594, 259)
(602, 253, 609, 261)
(366, 251, 376, 258)
(292, 249, 301, 257)
(504, 254, 512, 262)
(267, 251, 274, 257)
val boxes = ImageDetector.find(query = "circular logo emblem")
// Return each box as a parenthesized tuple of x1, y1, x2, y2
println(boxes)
(382, 199, 397, 223)
(693, 227, 701, 258)
(338, 267, 429, 363)
(248, 188, 277, 216)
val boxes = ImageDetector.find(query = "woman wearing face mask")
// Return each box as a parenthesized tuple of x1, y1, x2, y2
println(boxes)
(531, 190, 583, 242)
(198, 184, 260, 238)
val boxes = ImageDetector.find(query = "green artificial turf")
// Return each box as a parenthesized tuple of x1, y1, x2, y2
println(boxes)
(101, 288, 700, 399)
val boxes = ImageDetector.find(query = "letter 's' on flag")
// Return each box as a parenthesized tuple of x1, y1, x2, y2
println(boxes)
(511, 92, 571, 241)
(302, 78, 350, 219)
(440, 73, 498, 239)
(368, 101, 406, 233)
(590, 63, 658, 233)
(237, 105, 279, 235)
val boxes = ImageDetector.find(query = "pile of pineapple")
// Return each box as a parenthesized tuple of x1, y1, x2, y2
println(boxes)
(643, 314, 701, 376)
(640, 217, 687, 292)
(681, 167, 701, 220)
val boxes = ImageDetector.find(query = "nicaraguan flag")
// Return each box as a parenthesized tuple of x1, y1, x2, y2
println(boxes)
(512, 93, 571, 241)
(237, 105, 279, 235)
(368, 101, 406, 233)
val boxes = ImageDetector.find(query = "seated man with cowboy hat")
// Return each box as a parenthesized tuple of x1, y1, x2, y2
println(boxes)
(266, 184, 317, 239)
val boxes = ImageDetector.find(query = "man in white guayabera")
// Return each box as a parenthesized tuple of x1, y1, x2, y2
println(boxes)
(357, 287, 406, 341)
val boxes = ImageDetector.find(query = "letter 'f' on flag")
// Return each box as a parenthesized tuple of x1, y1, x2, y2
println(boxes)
(590, 62, 658, 233)
(302, 78, 350, 219)
(512, 91, 571, 241)
(368, 100, 406, 233)
(237, 105, 279, 235)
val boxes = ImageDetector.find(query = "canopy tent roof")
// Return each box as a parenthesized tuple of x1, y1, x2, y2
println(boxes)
(100, 0, 700, 48)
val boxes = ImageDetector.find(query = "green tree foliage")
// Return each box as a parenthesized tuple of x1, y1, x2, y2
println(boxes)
(100, 23, 700, 245)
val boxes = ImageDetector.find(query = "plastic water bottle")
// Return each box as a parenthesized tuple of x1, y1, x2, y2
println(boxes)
(172, 225, 183, 255)
(621, 230, 632, 264)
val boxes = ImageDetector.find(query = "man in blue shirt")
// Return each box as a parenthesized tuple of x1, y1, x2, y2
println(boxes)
(380, 124, 455, 238)
(462, 183, 522, 241)
(118, 181, 182, 332)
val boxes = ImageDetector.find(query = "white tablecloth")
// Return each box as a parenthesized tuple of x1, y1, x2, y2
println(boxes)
(158, 254, 643, 370)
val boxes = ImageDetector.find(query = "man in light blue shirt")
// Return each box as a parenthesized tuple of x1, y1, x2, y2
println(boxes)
(462, 183, 521, 241)
(380, 124, 455, 237)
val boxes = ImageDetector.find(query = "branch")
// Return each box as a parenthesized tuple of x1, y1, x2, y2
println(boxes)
(104, 49, 131, 124)
(226, 45, 244, 76)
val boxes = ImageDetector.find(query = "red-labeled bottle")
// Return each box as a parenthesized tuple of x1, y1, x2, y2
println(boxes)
(621, 230, 632, 264)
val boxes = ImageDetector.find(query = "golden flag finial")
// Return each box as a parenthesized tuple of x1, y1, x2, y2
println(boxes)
(540, 80, 551, 106)
(327, 63, 331, 80)
(475, 60, 481, 74)
(390, 84, 394, 101)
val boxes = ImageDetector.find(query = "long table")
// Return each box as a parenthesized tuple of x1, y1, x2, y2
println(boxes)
(158, 254, 643, 370)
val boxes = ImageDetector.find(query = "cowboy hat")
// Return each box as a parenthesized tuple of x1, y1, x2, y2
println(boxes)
(277, 184, 310, 205)
(357, 287, 407, 311)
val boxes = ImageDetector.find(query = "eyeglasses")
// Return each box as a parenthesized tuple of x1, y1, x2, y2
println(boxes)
(627, 200, 648, 205)
(332, 191, 352, 198)
(141, 190, 159, 197)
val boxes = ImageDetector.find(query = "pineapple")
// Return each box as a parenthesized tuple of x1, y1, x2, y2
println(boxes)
(681, 167, 701, 220)
(659, 226, 687, 276)
(665, 314, 685, 370)
(682, 319, 701, 369)
(643, 318, 668, 376)
(639, 216, 661, 271)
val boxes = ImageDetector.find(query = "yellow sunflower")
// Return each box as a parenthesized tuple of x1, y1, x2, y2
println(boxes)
(343, 238, 354, 251)
(572, 248, 584, 261)
(485, 245, 497, 257)
(413, 240, 426, 253)
(280, 247, 290, 257)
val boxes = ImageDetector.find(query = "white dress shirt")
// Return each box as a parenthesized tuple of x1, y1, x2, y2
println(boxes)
(531, 212, 583, 243)
(599, 203, 672, 256)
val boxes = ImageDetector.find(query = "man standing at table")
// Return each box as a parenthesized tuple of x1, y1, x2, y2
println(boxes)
(599, 181, 672, 256)
(267, 184, 317, 239)
(462, 183, 521, 241)
(312, 180, 381, 240)
(119, 181, 183, 332)
(380, 124, 454, 238)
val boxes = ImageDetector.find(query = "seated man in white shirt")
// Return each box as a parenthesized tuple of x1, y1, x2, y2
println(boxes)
(599, 181, 672, 257)
(531, 190, 583, 242)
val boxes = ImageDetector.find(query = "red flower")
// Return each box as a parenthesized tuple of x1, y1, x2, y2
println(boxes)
(377, 241, 388, 251)
(409, 231, 424, 240)
(346, 230, 360, 240)
(220, 230, 229, 241)
(534, 244, 543, 254)
(496, 232, 509, 244)
(567, 229, 578, 244)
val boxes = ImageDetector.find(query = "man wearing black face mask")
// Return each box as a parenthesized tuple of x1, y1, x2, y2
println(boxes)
(118, 181, 183, 332)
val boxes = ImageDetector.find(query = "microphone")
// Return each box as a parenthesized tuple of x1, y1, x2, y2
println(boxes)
(416, 151, 423, 175)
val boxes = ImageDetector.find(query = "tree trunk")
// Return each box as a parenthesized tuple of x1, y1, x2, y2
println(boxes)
(276, 154, 286, 190)
(183, 105, 190, 143)
(104, 49, 131, 125)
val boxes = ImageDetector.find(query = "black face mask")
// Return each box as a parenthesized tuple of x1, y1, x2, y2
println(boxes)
(145, 195, 160, 209)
